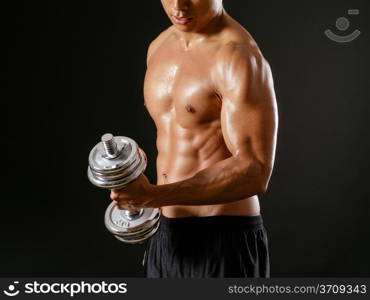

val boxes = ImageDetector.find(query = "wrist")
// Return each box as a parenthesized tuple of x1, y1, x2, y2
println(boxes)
(148, 183, 164, 208)
(149, 182, 177, 208)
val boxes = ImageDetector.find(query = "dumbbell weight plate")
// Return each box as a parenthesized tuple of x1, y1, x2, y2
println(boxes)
(114, 220, 160, 244)
(88, 150, 142, 182)
(87, 149, 147, 189)
(114, 215, 161, 243)
(116, 210, 161, 236)
(104, 201, 161, 234)
(89, 154, 139, 180)
(89, 136, 139, 173)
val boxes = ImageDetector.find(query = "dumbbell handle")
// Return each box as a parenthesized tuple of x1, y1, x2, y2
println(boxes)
(102, 133, 144, 219)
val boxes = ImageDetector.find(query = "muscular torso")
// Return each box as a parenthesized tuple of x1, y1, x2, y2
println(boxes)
(143, 20, 260, 217)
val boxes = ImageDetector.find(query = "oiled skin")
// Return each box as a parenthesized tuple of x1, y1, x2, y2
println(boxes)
(143, 8, 278, 217)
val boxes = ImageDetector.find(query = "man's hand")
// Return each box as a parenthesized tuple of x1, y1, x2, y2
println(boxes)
(110, 174, 159, 209)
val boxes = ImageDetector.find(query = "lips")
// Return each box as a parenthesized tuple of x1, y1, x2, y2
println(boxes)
(173, 16, 193, 25)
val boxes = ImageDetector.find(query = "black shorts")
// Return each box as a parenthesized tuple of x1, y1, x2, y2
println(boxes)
(143, 214, 270, 278)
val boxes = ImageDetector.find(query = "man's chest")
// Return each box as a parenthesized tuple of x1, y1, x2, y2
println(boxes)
(144, 49, 222, 129)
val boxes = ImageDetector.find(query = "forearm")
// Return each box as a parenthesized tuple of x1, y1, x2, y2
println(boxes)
(153, 156, 266, 207)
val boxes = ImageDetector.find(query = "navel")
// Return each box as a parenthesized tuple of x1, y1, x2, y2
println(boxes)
(162, 173, 167, 179)
(185, 104, 196, 113)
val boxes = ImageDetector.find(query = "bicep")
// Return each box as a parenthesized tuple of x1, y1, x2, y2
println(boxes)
(219, 48, 278, 169)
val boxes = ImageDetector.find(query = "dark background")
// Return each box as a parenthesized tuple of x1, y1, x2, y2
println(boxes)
(2, 0, 370, 277)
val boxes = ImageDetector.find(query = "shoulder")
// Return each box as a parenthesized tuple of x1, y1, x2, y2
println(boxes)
(213, 17, 270, 75)
(146, 26, 176, 65)
(213, 37, 272, 93)
(215, 39, 268, 74)
(212, 27, 274, 97)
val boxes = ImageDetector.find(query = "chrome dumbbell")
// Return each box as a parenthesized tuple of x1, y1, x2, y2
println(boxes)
(88, 133, 161, 244)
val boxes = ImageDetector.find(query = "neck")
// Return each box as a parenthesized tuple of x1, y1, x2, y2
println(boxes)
(175, 8, 225, 50)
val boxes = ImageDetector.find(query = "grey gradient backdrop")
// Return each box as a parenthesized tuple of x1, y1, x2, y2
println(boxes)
(3, 0, 370, 277)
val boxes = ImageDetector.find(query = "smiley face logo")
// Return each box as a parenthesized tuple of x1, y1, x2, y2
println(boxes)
(325, 9, 361, 43)
(3, 282, 20, 297)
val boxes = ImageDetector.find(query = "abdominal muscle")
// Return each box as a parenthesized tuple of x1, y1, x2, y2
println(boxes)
(155, 125, 261, 218)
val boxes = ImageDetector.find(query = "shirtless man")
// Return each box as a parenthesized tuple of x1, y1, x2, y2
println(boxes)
(110, 0, 278, 278)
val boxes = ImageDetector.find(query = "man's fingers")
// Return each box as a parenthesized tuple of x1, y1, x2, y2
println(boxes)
(111, 190, 123, 201)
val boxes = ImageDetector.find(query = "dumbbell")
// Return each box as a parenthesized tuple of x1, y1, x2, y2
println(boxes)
(87, 133, 161, 244)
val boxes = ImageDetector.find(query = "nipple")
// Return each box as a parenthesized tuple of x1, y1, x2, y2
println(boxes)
(185, 104, 196, 113)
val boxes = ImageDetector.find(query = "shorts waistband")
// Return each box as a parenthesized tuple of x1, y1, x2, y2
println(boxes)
(158, 214, 264, 232)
